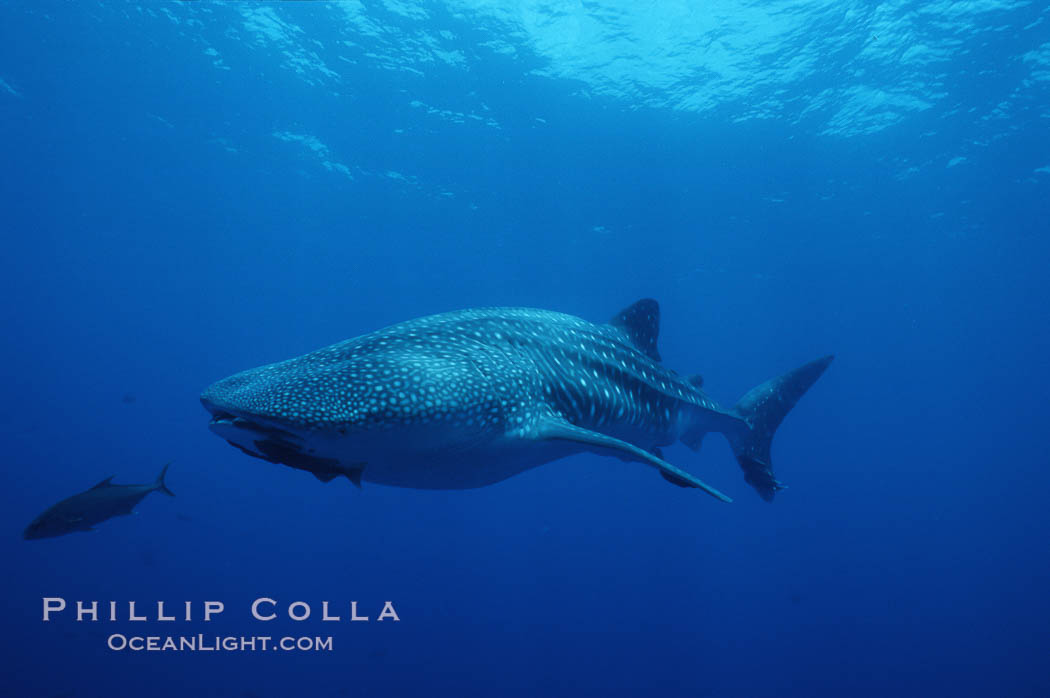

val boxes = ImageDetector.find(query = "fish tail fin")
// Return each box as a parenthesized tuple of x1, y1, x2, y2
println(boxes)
(728, 355, 833, 501)
(154, 462, 175, 497)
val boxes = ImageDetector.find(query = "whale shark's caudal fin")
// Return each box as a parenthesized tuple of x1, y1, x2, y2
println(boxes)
(729, 356, 834, 501)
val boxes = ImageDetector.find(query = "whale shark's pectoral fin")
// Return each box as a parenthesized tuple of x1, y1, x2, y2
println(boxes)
(649, 448, 692, 487)
(660, 470, 695, 488)
(526, 417, 732, 503)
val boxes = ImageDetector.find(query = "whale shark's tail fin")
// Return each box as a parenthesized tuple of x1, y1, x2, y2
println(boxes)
(728, 356, 833, 501)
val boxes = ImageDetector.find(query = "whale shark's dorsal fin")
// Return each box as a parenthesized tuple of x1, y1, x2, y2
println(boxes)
(610, 298, 661, 362)
(90, 476, 115, 490)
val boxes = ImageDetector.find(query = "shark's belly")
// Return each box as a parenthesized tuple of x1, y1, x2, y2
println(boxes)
(314, 406, 676, 490)
(336, 436, 577, 490)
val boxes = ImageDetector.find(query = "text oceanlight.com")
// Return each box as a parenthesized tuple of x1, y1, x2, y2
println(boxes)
(107, 634, 334, 652)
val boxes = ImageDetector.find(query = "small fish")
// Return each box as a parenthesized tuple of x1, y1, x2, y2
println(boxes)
(23, 463, 174, 540)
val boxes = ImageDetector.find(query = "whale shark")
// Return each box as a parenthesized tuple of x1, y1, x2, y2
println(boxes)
(201, 300, 832, 502)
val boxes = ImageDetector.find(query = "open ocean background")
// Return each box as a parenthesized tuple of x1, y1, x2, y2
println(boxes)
(2, 1, 1049, 696)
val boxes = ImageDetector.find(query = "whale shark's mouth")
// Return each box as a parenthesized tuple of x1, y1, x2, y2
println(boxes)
(206, 409, 303, 444)
(203, 402, 306, 460)
(205, 409, 318, 465)
(203, 404, 357, 484)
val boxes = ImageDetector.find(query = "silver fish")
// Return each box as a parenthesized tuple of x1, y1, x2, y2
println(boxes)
(24, 464, 174, 539)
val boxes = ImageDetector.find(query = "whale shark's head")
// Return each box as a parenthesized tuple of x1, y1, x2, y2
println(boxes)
(200, 336, 504, 482)
(200, 354, 349, 479)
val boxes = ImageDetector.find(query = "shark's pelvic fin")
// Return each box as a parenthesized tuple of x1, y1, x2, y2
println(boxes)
(312, 471, 339, 483)
(647, 446, 693, 487)
(527, 416, 732, 503)
(308, 465, 362, 488)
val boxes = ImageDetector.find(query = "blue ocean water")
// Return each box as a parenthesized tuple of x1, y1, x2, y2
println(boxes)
(2, 1, 1049, 696)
